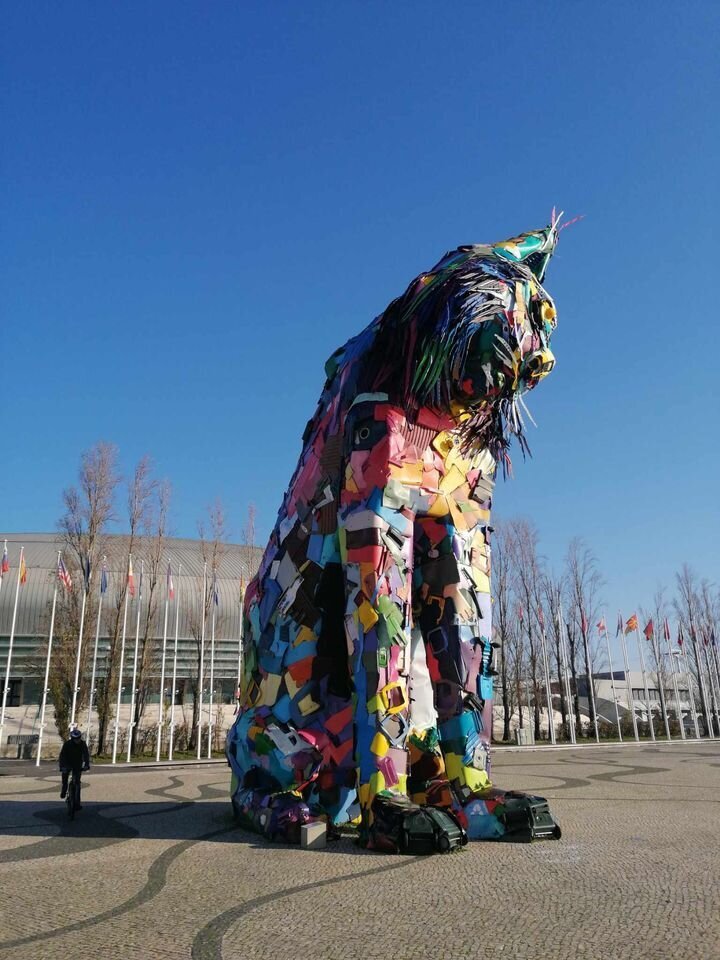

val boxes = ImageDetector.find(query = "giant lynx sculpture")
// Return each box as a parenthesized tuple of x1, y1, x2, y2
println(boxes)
(227, 218, 563, 850)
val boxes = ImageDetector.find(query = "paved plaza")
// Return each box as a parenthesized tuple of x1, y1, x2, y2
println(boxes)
(1, 742, 719, 960)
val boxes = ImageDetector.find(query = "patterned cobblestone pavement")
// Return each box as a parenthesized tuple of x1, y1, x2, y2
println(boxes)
(1, 742, 718, 960)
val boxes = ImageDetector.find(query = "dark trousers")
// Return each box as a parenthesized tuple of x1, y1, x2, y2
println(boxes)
(61, 769, 82, 799)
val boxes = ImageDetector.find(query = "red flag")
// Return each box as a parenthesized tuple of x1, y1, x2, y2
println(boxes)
(127, 556, 136, 598)
(625, 614, 638, 634)
(677, 624, 684, 647)
(581, 610, 588, 634)
(663, 618, 671, 642)
(538, 606, 545, 629)
(167, 562, 175, 600)
(702, 630, 709, 647)
(643, 619, 654, 640)
(1, 541, 9, 575)
(597, 618, 606, 633)
(517, 603, 524, 623)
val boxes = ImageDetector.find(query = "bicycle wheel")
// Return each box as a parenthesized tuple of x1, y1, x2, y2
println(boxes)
(66, 777, 76, 820)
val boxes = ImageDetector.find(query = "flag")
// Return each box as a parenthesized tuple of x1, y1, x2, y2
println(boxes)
(663, 618, 671, 642)
(138, 561, 144, 600)
(127, 556, 136, 597)
(167, 562, 175, 600)
(625, 614, 638, 634)
(581, 610, 588, 634)
(702, 629, 708, 647)
(212, 574, 219, 606)
(517, 603, 524, 623)
(711, 629, 717, 648)
(239, 575, 246, 596)
(643, 619, 654, 640)
(82, 555, 92, 589)
(597, 617, 606, 633)
(58, 556, 73, 592)
(19, 555, 27, 585)
(677, 624, 684, 647)
(100, 557, 108, 595)
(538, 606, 545, 629)
(616, 612, 623, 637)
(1, 541, 8, 576)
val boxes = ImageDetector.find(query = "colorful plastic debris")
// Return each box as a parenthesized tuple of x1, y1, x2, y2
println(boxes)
(227, 218, 563, 850)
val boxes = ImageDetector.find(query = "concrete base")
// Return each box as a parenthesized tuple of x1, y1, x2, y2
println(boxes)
(300, 821, 326, 850)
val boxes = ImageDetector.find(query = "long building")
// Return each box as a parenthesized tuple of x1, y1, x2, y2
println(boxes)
(0, 532, 263, 708)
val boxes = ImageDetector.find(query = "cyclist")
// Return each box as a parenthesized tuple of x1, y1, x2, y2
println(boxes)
(59, 727, 90, 808)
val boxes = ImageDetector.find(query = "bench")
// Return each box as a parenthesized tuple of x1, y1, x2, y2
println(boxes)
(6, 733, 39, 759)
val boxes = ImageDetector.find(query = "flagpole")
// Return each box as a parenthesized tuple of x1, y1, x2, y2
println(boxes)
(702, 639, 720, 739)
(558, 601, 576, 744)
(168, 563, 182, 761)
(654, 629, 672, 740)
(580, 616, 599, 743)
(680, 634, 700, 739)
(601, 612, 622, 741)
(618, 613, 639, 742)
(0, 546, 24, 754)
(688, 615, 712, 738)
(156, 567, 170, 762)
(69, 585, 88, 728)
(208, 579, 217, 760)
(86, 559, 106, 736)
(634, 622, 656, 741)
(112, 554, 132, 764)
(663, 621, 684, 741)
(36, 552, 61, 766)
(197, 561, 207, 761)
(709, 638, 720, 735)
(127, 559, 144, 762)
(0, 539, 7, 604)
(538, 620, 556, 744)
(235, 587, 244, 704)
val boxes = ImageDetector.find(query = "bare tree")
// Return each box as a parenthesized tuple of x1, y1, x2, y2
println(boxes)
(129, 478, 171, 754)
(187, 500, 227, 752)
(49, 442, 120, 740)
(491, 523, 514, 741)
(507, 519, 545, 740)
(542, 570, 571, 739)
(95, 456, 157, 754)
(674, 564, 712, 737)
(565, 538, 603, 738)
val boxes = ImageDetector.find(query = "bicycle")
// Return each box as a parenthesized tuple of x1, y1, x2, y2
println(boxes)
(65, 771, 82, 820)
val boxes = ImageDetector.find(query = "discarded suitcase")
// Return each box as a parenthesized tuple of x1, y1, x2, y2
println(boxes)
(369, 792, 468, 854)
(495, 791, 561, 842)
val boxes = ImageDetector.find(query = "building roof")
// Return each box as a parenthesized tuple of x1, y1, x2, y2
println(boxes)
(0, 533, 263, 641)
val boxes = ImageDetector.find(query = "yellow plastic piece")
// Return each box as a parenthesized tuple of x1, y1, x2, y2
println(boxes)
(368, 770, 386, 799)
(389, 461, 423, 486)
(298, 692, 319, 716)
(439, 464, 466, 494)
(295, 626, 316, 646)
(463, 765, 491, 793)
(358, 600, 379, 631)
(444, 752, 462, 782)
(259, 673, 281, 706)
(371, 732, 390, 756)
(379, 681, 408, 715)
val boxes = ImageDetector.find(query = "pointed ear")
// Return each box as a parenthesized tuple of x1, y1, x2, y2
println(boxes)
(492, 221, 561, 282)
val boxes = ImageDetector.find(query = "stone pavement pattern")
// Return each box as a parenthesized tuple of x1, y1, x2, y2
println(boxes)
(1, 743, 718, 960)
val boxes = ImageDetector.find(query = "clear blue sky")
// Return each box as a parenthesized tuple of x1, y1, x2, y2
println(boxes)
(2, 1, 718, 619)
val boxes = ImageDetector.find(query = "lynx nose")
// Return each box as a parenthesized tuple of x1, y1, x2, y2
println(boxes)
(523, 349, 555, 382)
